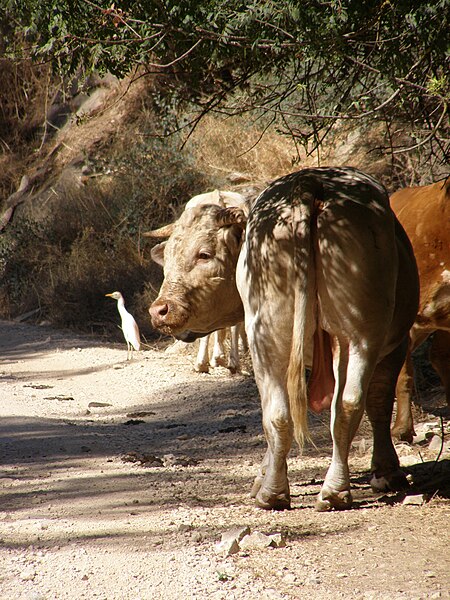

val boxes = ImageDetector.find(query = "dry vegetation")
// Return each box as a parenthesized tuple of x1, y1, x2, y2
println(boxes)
(0, 62, 446, 337)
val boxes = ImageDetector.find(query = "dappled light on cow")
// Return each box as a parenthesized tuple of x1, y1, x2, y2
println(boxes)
(389, 178, 450, 442)
(147, 167, 419, 513)
(238, 167, 419, 511)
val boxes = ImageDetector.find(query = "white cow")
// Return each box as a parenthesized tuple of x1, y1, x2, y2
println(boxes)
(149, 168, 419, 510)
(146, 189, 249, 374)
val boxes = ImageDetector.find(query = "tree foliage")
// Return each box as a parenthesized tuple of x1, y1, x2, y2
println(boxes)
(4, 0, 449, 159)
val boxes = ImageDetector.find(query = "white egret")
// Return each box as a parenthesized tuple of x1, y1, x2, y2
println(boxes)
(105, 291, 141, 360)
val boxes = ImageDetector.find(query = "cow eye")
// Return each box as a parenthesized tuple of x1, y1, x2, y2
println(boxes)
(197, 250, 212, 261)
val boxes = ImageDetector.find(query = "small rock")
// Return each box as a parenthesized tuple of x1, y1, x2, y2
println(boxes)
(126, 411, 156, 418)
(423, 421, 439, 431)
(215, 538, 240, 556)
(412, 432, 428, 445)
(428, 435, 443, 452)
(221, 526, 251, 545)
(88, 402, 112, 408)
(352, 438, 371, 456)
(282, 572, 297, 584)
(162, 454, 197, 467)
(44, 395, 75, 402)
(28, 593, 45, 600)
(402, 494, 426, 506)
(121, 452, 163, 467)
(20, 568, 36, 581)
(399, 455, 420, 467)
(268, 533, 286, 548)
(240, 531, 283, 550)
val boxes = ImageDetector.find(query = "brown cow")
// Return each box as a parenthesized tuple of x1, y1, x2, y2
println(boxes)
(149, 167, 419, 511)
(390, 178, 450, 441)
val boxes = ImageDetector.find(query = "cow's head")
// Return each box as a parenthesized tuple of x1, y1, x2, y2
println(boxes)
(148, 205, 246, 339)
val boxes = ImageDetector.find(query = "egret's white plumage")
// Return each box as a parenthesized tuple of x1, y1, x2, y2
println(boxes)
(105, 291, 141, 359)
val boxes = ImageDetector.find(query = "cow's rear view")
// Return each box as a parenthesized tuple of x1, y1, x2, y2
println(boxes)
(237, 168, 419, 509)
(149, 167, 419, 511)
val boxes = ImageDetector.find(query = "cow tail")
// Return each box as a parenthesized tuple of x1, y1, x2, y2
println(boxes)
(287, 194, 314, 450)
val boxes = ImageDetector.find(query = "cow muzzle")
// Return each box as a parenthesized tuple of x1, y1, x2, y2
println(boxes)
(149, 297, 190, 334)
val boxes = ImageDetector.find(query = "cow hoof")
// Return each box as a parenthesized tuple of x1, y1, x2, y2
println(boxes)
(194, 362, 210, 373)
(255, 488, 291, 511)
(391, 425, 414, 444)
(315, 489, 353, 512)
(211, 355, 226, 368)
(370, 469, 409, 492)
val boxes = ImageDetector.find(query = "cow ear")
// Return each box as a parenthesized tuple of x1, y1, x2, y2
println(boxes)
(143, 223, 175, 238)
(151, 242, 166, 266)
(216, 207, 247, 229)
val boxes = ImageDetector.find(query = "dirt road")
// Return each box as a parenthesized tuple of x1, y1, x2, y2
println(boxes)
(1, 319, 449, 599)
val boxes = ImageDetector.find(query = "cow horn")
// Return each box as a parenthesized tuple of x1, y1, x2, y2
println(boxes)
(143, 223, 175, 238)
(216, 207, 247, 229)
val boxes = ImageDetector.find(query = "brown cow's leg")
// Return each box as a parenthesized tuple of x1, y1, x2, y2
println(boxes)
(391, 347, 415, 442)
(430, 330, 450, 405)
(367, 339, 410, 492)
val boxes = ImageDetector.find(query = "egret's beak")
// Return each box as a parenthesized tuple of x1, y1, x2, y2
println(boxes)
(105, 293, 113, 297)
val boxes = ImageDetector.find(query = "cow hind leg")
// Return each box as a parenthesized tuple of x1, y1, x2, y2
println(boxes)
(316, 345, 373, 512)
(391, 348, 415, 442)
(367, 339, 410, 492)
(251, 378, 293, 510)
(227, 325, 241, 374)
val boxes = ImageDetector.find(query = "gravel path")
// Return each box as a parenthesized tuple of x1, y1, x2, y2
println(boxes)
(1, 320, 449, 599)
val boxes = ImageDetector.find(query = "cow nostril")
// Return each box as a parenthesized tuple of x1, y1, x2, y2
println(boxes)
(158, 303, 169, 317)
(150, 302, 169, 322)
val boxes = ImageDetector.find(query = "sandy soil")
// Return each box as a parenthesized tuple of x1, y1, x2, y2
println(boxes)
(1, 319, 449, 600)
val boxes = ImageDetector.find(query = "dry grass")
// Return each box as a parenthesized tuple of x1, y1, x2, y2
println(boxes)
(189, 114, 299, 185)
(0, 63, 446, 335)
(0, 58, 54, 199)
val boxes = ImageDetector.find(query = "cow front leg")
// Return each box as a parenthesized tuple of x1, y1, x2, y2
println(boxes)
(195, 334, 211, 372)
(367, 341, 410, 492)
(210, 329, 227, 367)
